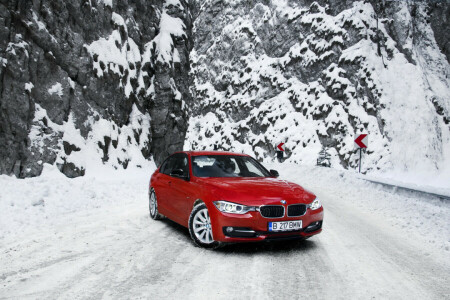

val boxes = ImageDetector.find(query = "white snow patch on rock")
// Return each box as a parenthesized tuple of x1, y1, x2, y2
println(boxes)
(150, 11, 185, 64)
(29, 104, 152, 175)
(84, 14, 140, 97)
(32, 12, 46, 31)
(25, 82, 34, 92)
(98, 0, 113, 8)
(48, 82, 63, 97)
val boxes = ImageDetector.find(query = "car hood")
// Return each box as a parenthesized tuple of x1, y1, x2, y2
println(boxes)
(198, 177, 315, 205)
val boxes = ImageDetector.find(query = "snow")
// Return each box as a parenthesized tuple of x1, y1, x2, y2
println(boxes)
(149, 12, 185, 64)
(47, 82, 63, 97)
(84, 20, 140, 97)
(282, 163, 450, 251)
(29, 104, 153, 173)
(341, 38, 444, 175)
(67, 77, 75, 89)
(1, 163, 447, 250)
(25, 82, 34, 92)
(98, 0, 113, 7)
(359, 172, 450, 197)
(0, 163, 449, 298)
(173, 47, 180, 63)
(85, 4, 186, 98)
(32, 12, 46, 31)
(111, 12, 125, 26)
(6, 41, 29, 57)
(164, 0, 182, 9)
(0, 163, 153, 240)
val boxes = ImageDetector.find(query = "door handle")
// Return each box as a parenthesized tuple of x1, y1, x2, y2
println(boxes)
(168, 181, 172, 185)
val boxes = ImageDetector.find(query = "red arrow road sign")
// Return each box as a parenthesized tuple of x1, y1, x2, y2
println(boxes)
(277, 143, 285, 151)
(355, 134, 368, 148)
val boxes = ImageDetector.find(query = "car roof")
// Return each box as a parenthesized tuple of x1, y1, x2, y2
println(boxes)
(176, 150, 250, 157)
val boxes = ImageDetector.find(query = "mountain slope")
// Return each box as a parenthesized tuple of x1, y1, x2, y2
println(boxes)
(186, 0, 450, 178)
(1, 0, 449, 180)
(0, 0, 192, 177)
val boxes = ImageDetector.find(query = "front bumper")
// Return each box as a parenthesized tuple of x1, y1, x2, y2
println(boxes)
(208, 204, 324, 243)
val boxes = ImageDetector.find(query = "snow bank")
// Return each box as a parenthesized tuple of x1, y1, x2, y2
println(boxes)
(0, 162, 155, 241)
(272, 163, 450, 253)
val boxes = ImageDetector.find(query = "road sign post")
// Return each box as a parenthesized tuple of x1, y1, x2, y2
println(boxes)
(359, 148, 362, 173)
(276, 151, 283, 162)
(276, 143, 285, 163)
(354, 134, 368, 173)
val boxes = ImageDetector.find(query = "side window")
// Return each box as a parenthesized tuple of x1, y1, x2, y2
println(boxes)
(159, 159, 169, 174)
(161, 156, 176, 175)
(244, 160, 260, 174)
(171, 155, 189, 177)
(242, 157, 267, 177)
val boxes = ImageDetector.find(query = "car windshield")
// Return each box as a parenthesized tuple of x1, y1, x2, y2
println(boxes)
(191, 155, 271, 178)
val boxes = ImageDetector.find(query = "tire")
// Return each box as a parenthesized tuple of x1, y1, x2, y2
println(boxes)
(149, 188, 163, 220)
(188, 203, 221, 249)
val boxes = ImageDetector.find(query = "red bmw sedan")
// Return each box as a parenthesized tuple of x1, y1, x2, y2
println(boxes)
(149, 151, 323, 249)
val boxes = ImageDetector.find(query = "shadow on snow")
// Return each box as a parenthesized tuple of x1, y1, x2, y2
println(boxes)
(158, 217, 318, 254)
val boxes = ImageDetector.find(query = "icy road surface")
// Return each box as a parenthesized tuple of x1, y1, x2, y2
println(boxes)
(1, 164, 449, 299)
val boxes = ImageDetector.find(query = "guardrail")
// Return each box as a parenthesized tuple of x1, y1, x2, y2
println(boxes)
(361, 178, 450, 201)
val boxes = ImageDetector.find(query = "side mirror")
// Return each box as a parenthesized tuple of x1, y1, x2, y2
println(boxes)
(170, 169, 188, 180)
(270, 169, 279, 178)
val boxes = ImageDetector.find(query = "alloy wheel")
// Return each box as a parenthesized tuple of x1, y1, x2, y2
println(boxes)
(192, 208, 214, 244)
(150, 191, 157, 216)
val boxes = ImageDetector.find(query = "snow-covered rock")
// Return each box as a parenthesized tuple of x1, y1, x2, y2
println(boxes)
(186, 0, 450, 179)
(1, 0, 449, 181)
(0, 0, 192, 177)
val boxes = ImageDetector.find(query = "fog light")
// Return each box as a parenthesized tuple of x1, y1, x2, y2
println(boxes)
(307, 222, 319, 229)
(305, 221, 322, 233)
(223, 227, 256, 238)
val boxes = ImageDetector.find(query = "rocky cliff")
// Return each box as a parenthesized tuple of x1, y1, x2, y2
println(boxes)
(1, 0, 449, 178)
(186, 0, 450, 175)
(0, 0, 192, 177)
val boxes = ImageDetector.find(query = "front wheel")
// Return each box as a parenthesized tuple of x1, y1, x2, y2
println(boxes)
(188, 203, 220, 249)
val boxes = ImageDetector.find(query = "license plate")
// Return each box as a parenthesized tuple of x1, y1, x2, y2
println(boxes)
(268, 220, 302, 232)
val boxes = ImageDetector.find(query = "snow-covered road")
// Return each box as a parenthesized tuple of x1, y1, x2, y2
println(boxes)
(1, 164, 449, 299)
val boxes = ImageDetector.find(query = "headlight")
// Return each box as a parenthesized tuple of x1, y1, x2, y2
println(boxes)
(213, 201, 256, 214)
(309, 198, 322, 210)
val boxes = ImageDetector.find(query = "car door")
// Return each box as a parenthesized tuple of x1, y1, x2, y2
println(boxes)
(153, 155, 177, 218)
(167, 154, 194, 226)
